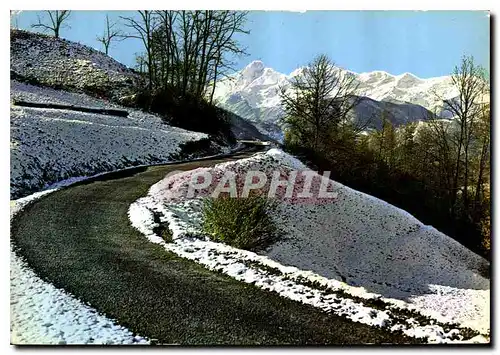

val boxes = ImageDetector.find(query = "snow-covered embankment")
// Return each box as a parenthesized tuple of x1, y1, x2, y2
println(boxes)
(11, 186, 149, 345)
(129, 149, 490, 343)
(10, 81, 208, 199)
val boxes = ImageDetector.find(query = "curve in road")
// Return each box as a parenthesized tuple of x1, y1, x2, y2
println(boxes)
(11, 152, 418, 345)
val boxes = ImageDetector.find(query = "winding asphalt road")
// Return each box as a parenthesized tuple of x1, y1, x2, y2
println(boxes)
(11, 151, 418, 345)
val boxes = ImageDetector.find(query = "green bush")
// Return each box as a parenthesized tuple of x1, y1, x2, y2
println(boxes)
(202, 196, 279, 251)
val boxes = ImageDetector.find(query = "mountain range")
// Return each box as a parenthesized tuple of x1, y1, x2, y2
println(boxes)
(213, 60, 460, 140)
(11, 29, 463, 143)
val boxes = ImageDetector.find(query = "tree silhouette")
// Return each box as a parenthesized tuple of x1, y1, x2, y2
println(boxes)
(32, 10, 71, 38)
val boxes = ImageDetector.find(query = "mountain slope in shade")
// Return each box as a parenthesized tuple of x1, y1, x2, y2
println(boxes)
(213, 61, 460, 140)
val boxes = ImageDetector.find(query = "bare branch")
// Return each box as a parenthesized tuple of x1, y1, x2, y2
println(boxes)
(31, 10, 71, 38)
(96, 14, 124, 55)
(279, 54, 361, 150)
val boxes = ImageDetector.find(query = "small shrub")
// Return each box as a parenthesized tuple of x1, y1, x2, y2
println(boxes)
(202, 195, 279, 251)
(169, 138, 221, 161)
(160, 226, 173, 243)
(152, 211, 173, 243)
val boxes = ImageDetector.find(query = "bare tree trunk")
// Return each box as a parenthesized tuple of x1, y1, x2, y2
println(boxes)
(209, 55, 220, 105)
(442, 56, 487, 218)
(32, 10, 71, 38)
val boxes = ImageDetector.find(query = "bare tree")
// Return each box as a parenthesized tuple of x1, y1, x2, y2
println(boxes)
(32, 10, 71, 38)
(134, 52, 148, 73)
(127, 10, 248, 103)
(120, 11, 158, 90)
(373, 108, 397, 170)
(279, 54, 360, 151)
(419, 116, 455, 202)
(440, 55, 488, 217)
(154, 10, 248, 100)
(472, 103, 490, 217)
(10, 10, 21, 29)
(153, 10, 180, 87)
(206, 11, 249, 104)
(119, 10, 248, 107)
(96, 15, 123, 55)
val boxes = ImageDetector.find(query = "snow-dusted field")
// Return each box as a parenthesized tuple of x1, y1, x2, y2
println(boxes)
(11, 29, 138, 100)
(129, 149, 490, 343)
(10, 81, 208, 198)
(11, 189, 149, 345)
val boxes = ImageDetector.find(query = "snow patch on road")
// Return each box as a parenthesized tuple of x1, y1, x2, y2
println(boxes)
(129, 149, 489, 343)
(11, 181, 149, 345)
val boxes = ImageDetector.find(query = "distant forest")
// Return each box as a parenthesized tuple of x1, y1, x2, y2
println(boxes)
(282, 54, 490, 259)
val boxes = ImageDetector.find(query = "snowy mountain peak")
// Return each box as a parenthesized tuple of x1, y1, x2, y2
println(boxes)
(397, 72, 419, 79)
(246, 59, 265, 69)
(395, 72, 424, 88)
(241, 60, 266, 82)
(217, 61, 459, 113)
(359, 70, 393, 78)
(289, 67, 306, 78)
(357, 70, 394, 83)
(213, 60, 463, 140)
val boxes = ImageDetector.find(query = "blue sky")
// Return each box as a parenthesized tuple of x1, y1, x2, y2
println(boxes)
(12, 10, 490, 78)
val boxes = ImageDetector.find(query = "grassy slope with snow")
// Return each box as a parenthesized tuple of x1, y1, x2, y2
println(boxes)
(10, 81, 207, 198)
(10, 29, 215, 198)
(129, 149, 489, 343)
(10, 29, 204, 344)
(11, 29, 138, 100)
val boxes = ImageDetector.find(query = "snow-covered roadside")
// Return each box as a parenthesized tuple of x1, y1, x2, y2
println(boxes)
(10, 250, 148, 345)
(9, 143, 248, 344)
(10, 186, 149, 345)
(128, 149, 490, 344)
(10, 81, 209, 199)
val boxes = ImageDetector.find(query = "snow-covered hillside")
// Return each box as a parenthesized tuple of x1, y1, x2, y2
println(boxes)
(10, 81, 207, 199)
(355, 70, 457, 115)
(10, 29, 269, 141)
(11, 29, 138, 100)
(130, 149, 490, 343)
(213, 61, 460, 139)
(11, 193, 149, 345)
(9, 30, 275, 198)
